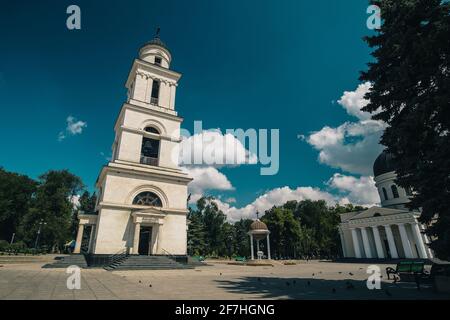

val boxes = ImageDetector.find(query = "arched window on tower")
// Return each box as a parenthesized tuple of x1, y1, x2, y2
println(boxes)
(150, 79, 160, 105)
(144, 126, 160, 134)
(132, 191, 162, 207)
(382, 187, 388, 201)
(391, 185, 400, 198)
(140, 135, 160, 166)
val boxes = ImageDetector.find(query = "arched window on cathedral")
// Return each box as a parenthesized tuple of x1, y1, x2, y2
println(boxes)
(382, 187, 388, 201)
(391, 185, 400, 198)
(150, 79, 160, 105)
(132, 191, 163, 207)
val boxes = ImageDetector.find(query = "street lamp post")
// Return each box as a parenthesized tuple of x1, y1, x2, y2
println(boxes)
(34, 219, 47, 249)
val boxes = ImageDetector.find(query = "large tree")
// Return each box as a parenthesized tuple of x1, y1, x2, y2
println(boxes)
(262, 206, 302, 259)
(188, 196, 348, 259)
(187, 207, 206, 255)
(194, 196, 227, 256)
(232, 219, 253, 257)
(360, 0, 450, 259)
(19, 170, 84, 251)
(292, 200, 342, 258)
(0, 168, 37, 242)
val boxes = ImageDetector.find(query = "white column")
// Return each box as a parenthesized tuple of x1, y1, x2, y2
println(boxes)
(132, 222, 141, 255)
(256, 239, 260, 259)
(411, 223, 428, 259)
(371, 226, 385, 259)
(87, 225, 95, 253)
(169, 84, 177, 109)
(398, 223, 414, 258)
(350, 228, 362, 258)
(339, 230, 347, 257)
(250, 233, 254, 260)
(360, 227, 373, 258)
(150, 224, 158, 254)
(420, 224, 433, 258)
(266, 234, 271, 260)
(384, 225, 399, 259)
(73, 224, 84, 254)
(156, 224, 164, 254)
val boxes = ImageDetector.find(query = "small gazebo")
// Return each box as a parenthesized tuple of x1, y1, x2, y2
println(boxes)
(248, 215, 271, 260)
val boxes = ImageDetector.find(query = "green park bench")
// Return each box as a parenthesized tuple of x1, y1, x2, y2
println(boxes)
(193, 255, 205, 262)
(386, 261, 430, 288)
(234, 256, 247, 262)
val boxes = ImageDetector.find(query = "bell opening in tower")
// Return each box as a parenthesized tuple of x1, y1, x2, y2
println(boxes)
(140, 137, 160, 166)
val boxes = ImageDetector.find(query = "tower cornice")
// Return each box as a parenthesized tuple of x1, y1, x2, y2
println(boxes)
(95, 161, 192, 188)
(113, 102, 184, 134)
(125, 59, 182, 90)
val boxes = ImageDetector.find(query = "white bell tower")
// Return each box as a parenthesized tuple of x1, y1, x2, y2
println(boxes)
(80, 31, 192, 256)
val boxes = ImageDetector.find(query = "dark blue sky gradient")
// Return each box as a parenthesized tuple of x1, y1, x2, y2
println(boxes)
(0, 0, 373, 206)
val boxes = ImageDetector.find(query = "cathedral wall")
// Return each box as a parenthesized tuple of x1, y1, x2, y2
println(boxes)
(123, 108, 180, 135)
(116, 130, 141, 163)
(93, 208, 133, 254)
(158, 82, 170, 108)
(374, 172, 410, 208)
(132, 74, 148, 102)
(159, 213, 187, 255)
(103, 171, 188, 210)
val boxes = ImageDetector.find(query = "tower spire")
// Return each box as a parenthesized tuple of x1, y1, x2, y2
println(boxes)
(155, 27, 161, 38)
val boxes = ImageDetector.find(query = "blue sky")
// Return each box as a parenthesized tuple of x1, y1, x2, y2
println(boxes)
(0, 0, 385, 220)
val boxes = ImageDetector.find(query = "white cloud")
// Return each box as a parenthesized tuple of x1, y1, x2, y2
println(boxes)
(306, 120, 385, 175)
(304, 83, 386, 175)
(179, 129, 258, 167)
(184, 166, 234, 204)
(215, 185, 339, 222)
(224, 197, 237, 204)
(337, 82, 373, 120)
(58, 115, 87, 141)
(207, 172, 381, 222)
(327, 173, 379, 207)
(57, 132, 66, 142)
(180, 129, 259, 203)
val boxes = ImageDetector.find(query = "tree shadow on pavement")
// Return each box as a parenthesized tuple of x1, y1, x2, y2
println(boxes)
(215, 276, 447, 300)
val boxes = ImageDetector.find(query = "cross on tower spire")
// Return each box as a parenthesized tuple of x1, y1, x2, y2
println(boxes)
(256, 211, 259, 220)
(155, 27, 161, 38)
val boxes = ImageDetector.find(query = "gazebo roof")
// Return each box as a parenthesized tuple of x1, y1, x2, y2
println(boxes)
(250, 219, 268, 231)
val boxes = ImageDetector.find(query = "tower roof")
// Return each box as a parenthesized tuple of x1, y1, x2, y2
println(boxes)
(143, 28, 170, 53)
(373, 151, 396, 177)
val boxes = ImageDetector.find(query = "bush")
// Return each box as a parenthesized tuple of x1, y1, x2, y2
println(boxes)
(0, 240, 9, 251)
(0, 239, 48, 255)
(10, 241, 27, 251)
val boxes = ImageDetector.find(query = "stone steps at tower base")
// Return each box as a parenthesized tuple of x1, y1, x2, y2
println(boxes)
(104, 255, 194, 271)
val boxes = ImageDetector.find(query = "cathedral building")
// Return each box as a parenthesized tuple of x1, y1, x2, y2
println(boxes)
(74, 33, 192, 257)
(339, 151, 434, 260)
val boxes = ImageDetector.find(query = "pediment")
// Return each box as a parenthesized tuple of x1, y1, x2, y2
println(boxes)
(349, 206, 408, 220)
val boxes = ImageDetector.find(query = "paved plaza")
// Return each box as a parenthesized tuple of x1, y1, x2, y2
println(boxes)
(0, 256, 448, 300)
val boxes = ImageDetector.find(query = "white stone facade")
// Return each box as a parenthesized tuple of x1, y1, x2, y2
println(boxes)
(339, 156, 433, 260)
(74, 37, 192, 256)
